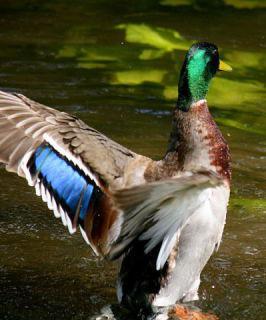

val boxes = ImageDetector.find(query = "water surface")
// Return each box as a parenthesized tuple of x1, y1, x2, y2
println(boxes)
(0, 1, 265, 319)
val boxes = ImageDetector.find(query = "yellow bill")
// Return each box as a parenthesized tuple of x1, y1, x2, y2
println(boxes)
(219, 60, 232, 72)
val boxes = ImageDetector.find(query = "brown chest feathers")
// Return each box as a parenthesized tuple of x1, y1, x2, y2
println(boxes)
(166, 99, 231, 182)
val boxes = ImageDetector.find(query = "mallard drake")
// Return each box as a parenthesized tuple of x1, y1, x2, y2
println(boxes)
(0, 42, 232, 318)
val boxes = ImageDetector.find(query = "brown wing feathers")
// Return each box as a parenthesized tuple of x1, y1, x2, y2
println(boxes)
(0, 92, 52, 174)
(0, 90, 135, 256)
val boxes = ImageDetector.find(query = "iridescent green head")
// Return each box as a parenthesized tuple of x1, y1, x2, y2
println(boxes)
(177, 42, 232, 111)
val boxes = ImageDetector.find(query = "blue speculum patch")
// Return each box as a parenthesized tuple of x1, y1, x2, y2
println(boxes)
(30, 144, 96, 223)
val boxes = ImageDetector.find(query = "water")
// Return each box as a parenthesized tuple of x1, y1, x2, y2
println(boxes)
(0, 1, 265, 319)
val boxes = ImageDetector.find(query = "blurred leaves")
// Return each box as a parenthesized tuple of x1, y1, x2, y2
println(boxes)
(160, 0, 266, 8)
(111, 69, 168, 85)
(209, 78, 265, 109)
(57, 45, 122, 69)
(230, 198, 266, 213)
(117, 23, 193, 52)
(224, 50, 266, 73)
(160, 0, 225, 6)
(215, 118, 265, 135)
(225, 0, 266, 9)
(160, 0, 192, 6)
(139, 49, 165, 60)
(56, 22, 266, 137)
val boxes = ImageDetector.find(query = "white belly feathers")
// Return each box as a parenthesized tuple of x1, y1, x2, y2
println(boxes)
(153, 185, 230, 306)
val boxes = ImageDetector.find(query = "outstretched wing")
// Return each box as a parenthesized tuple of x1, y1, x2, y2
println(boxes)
(0, 90, 136, 254)
(110, 171, 223, 269)
(0, 90, 225, 268)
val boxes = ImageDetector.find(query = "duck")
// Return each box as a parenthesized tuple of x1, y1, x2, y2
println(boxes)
(0, 42, 232, 319)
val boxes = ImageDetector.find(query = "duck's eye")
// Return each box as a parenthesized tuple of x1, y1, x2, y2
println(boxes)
(213, 49, 218, 55)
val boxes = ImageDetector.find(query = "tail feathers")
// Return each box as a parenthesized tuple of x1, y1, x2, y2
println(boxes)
(110, 171, 222, 270)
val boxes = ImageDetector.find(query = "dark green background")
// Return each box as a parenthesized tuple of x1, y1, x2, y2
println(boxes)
(0, 1, 265, 319)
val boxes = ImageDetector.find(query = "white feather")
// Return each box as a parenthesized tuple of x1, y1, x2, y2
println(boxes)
(59, 206, 67, 226)
(41, 183, 47, 202)
(156, 230, 179, 270)
(66, 213, 76, 234)
(46, 189, 53, 210)
(79, 226, 99, 256)
(142, 185, 209, 270)
(52, 197, 61, 218)
(32, 125, 53, 139)
(24, 122, 45, 135)
(0, 106, 26, 111)
(35, 180, 41, 196)
(19, 150, 35, 185)
(107, 210, 124, 245)
(44, 133, 101, 188)
(15, 117, 41, 128)
(111, 171, 222, 268)
(7, 112, 32, 120)
(116, 278, 123, 303)
(153, 185, 230, 306)
(79, 225, 90, 244)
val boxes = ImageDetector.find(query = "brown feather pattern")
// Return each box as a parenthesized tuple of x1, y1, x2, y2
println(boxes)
(0, 90, 136, 254)
(0, 90, 136, 184)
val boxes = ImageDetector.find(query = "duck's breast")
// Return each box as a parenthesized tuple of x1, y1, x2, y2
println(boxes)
(153, 183, 230, 306)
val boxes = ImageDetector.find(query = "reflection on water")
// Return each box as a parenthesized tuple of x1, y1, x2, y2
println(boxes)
(58, 22, 266, 126)
(160, 0, 266, 9)
(0, 1, 265, 319)
(117, 23, 193, 52)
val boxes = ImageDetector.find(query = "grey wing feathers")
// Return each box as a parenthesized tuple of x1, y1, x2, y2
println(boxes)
(110, 171, 222, 269)
(0, 90, 136, 185)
